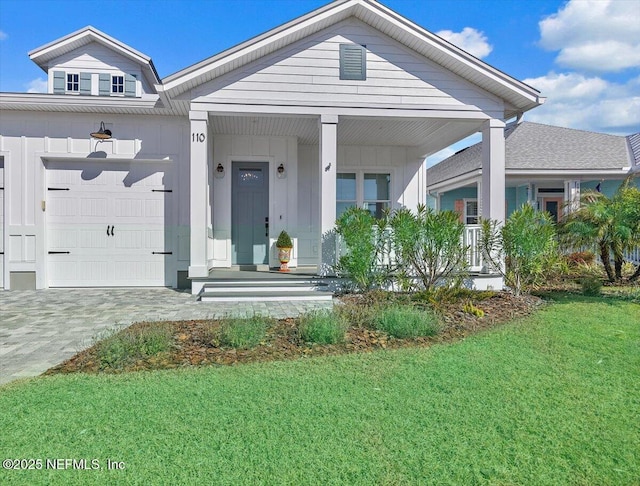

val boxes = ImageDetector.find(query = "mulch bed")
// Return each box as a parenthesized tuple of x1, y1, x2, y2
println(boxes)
(45, 292, 544, 376)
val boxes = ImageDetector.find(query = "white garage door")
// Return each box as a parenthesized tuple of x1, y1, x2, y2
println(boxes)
(46, 161, 173, 287)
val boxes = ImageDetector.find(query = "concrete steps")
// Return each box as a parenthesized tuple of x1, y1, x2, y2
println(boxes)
(199, 279, 333, 302)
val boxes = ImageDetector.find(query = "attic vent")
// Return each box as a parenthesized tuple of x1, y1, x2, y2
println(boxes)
(340, 44, 366, 81)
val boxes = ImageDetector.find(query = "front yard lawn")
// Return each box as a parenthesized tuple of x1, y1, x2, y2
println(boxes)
(1, 293, 638, 485)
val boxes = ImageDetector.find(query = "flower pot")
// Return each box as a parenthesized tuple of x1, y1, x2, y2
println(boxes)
(277, 247, 292, 272)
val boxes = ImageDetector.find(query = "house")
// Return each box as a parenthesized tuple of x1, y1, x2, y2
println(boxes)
(427, 121, 640, 224)
(0, 0, 544, 292)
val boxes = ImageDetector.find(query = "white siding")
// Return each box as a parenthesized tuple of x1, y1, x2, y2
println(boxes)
(47, 42, 153, 95)
(296, 142, 423, 265)
(211, 134, 298, 268)
(0, 112, 188, 289)
(194, 18, 503, 114)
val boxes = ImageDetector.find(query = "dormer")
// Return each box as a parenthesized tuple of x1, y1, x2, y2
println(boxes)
(28, 26, 160, 98)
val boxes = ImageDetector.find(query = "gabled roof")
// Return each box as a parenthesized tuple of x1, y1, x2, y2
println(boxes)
(427, 122, 636, 187)
(29, 26, 161, 86)
(160, 0, 543, 117)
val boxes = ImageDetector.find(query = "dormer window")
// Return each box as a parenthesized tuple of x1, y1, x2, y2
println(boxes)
(112, 75, 124, 94)
(66, 73, 79, 92)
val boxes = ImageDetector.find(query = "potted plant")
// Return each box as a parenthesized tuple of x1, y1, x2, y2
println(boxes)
(276, 230, 293, 272)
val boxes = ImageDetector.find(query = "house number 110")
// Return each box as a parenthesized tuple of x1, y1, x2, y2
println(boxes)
(192, 133, 206, 143)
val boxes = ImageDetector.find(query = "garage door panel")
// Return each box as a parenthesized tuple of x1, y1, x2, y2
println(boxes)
(113, 259, 164, 284)
(46, 162, 173, 287)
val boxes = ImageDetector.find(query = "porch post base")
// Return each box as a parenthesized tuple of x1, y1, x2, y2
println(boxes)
(188, 265, 209, 278)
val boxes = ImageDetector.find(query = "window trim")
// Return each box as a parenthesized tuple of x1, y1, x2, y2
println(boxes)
(111, 75, 124, 94)
(463, 198, 479, 225)
(337, 170, 391, 219)
(66, 72, 80, 93)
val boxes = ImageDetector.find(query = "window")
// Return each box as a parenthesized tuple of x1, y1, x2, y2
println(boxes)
(336, 172, 390, 219)
(364, 173, 390, 219)
(464, 199, 478, 225)
(339, 44, 366, 80)
(66, 73, 79, 92)
(337, 173, 357, 218)
(112, 75, 124, 94)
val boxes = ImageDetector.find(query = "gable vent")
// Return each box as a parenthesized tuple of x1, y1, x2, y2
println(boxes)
(340, 44, 366, 81)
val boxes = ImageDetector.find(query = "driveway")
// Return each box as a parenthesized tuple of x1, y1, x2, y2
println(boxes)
(0, 288, 333, 386)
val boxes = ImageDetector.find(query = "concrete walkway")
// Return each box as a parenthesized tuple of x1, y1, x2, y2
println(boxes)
(0, 288, 333, 386)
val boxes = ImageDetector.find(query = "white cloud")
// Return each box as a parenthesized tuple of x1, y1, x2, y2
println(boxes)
(0, 30, 7, 41)
(523, 72, 640, 134)
(26, 78, 48, 93)
(436, 27, 493, 59)
(539, 0, 640, 72)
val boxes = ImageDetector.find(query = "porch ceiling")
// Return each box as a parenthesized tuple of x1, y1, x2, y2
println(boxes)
(209, 115, 480, 154)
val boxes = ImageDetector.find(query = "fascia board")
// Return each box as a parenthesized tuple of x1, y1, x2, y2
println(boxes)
(162, 0, 355, 93)
(29, 26, 160, 84)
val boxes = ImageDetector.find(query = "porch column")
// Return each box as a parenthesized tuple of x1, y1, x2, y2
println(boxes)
(189, 110, 209, 278)
(564, 180, 580, 215)
(481, 119, 506, 223)
(318, 114, 338, 275)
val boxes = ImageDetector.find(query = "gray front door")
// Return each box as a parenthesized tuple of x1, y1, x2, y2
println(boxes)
(232, 162, 269, 265)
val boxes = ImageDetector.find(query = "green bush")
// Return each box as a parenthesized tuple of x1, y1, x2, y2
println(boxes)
(299, 310, 347, 344)
(219, 315, 270, 349)
(390, 205, 468, 291)
(335, 207, 392, 291)
(276, 230, 293, 248)
(373, 305, 440, 339)
(462, 301, 485, 317)
(480, 204, 559, 296)
(95, 322, 173, 369)
(580, 276, 603, 296)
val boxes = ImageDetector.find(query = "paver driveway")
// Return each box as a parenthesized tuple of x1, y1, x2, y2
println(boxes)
(0, 288, 333, 386)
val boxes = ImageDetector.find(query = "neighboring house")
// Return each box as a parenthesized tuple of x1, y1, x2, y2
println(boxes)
(427, 121, 640, 224)
(0, 0, 543, 292)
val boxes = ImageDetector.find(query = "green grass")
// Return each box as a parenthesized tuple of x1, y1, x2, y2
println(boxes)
(298, 309, 347, 344)
(373, 304, 441, 338)
(1, 294, 638, 485)
(218, 315, 270, 349)
(94, 322, 173, 369)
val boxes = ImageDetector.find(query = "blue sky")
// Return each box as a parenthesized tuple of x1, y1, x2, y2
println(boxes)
(1, 0, 638, 164)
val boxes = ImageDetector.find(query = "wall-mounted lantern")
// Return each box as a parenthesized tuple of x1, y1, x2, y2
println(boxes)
(277, 163, 286, 179)
(90, 121, 112, 140)
(215, 163, 225, 178)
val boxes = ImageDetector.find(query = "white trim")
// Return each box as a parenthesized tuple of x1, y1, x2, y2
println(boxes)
(336, 169, 392, 217)
(29, 26, 160, 84)
(463, 198, 478, 225)
(191, 100, 498, 119)
(161, 0, 542, 114)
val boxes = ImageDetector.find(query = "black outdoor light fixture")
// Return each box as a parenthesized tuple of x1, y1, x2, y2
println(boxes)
(215, 163, 225, 178)
(90, 121, 112, 140)
(277, 163, 286, 178)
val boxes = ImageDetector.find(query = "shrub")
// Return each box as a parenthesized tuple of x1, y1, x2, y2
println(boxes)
(373, 305, 440, 339)
(335, 207, 392, 291)
(276, 230, 293, 248)
(480, 205, 559, 296)
(462, 301, 485, 317)
(390, 205, 468, 291)
(95, 322, 173, 370)
(219, 315, 270, 349)
(298, 310, 347, 344)
(580, 276, 603, 296)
